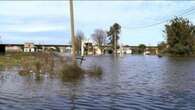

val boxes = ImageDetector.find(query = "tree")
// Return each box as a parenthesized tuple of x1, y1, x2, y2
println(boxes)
(157, 41, 167, 54)
(164, 17, 195, 55)
(138, 44, 146, 54)
(91, 29, 107, 54)
(107, 23, 121, 55)
(55, 46, 61, 52)
(75, 31, 85, 55)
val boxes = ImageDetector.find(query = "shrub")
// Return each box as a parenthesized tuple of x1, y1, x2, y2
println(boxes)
(59, 64, 84, 82)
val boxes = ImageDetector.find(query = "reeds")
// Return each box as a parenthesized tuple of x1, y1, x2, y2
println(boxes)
(19, 52, 55, 76)
(1, 52, 103, 82)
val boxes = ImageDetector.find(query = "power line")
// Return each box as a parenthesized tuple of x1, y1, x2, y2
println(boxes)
(127, 7, 195, 29)
(126, 6, 195, 30)
(128, 7, 195, 29)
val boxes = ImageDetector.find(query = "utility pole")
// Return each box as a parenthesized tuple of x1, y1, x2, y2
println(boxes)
(69, 0, 76, 64)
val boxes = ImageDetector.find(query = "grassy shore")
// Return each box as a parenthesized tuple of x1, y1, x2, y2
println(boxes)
(0, 52, 38, 66)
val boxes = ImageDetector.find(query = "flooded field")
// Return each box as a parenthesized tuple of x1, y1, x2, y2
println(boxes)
(0, 55, 195, 110)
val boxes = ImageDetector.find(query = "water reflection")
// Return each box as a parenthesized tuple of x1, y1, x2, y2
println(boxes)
(0, 55, 195, 109)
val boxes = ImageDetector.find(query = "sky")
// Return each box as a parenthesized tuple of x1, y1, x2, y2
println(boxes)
(0, 1, 195, 46)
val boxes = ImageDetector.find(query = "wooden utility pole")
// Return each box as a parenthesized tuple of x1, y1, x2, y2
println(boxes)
(69, 0, 76, 64)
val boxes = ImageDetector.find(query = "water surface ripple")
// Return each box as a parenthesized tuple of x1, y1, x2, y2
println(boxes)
(0, 55, 195, 110)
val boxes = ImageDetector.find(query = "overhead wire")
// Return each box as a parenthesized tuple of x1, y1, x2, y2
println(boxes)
(125, 6, 195, 30)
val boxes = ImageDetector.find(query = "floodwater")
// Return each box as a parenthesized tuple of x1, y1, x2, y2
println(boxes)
(0, 55, 195, 110)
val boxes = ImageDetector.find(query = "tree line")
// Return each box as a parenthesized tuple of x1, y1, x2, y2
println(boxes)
(74, 23, 121, 55)
(75, 17, 195, 56)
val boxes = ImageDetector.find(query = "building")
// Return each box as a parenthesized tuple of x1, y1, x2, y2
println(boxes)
(0, 42, 158, 55)
(144, 46, 159, 55)
(4, 44, 23, 52)
(122, 45, 132, 54)
(24, 43, 36, 52)
(81, 40, 94, 56)
(0, 43, 72, 53)
(93, 46, 102, 55)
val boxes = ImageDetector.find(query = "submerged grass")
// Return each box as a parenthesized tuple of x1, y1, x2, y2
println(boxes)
(59, 63, 84, 82)
(19, 52, 55, 75)
(59, 64, 103, 82)
(87, 65, 103, 79)
(0, 52, 103, 82)
(0, 52, 35, 66)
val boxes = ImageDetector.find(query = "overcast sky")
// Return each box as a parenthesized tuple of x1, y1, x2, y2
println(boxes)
(0, 1, 195, 45)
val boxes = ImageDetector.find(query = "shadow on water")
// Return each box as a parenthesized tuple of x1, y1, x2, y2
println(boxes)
(66, 82, 80, 110)
(106, 56, 120, 109)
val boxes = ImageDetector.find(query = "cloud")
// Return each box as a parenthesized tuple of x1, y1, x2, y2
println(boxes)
(0, 1, 69, 33)
(1, 22, 65, 33)
(1, 31, 69, 44)
(0, 1, 195, 45)
(0, 1, 68, 17)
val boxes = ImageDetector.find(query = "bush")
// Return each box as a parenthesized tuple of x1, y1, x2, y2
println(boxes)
(59, 64, 84, 82)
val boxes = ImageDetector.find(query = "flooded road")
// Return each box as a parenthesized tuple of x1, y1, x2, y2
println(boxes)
(0, 55, 195, 110)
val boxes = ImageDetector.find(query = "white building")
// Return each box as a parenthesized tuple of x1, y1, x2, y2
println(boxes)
(5, 45, 23, 52)
(122, 45, 132, 54)
(24, 43, 36, 52)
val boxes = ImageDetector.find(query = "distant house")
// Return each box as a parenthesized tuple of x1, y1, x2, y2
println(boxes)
(122, 45, 132, 54)
(81, 40, 94, 56)
(24, 43, 36, 52)
(4, 44, 23, 52)
(84, 42, 94, 55)
(93, 45, 102, 55)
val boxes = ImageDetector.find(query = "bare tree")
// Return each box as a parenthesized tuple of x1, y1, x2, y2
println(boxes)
(91, 29, 107, 54)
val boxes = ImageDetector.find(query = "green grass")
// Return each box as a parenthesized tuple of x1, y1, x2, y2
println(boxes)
(0, 52, 54, 74)
(0, 52, 37, 66)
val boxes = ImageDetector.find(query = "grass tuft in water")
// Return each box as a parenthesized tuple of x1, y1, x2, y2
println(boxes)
(87, 65, 103, 79)
(59, 64, 85, 82)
